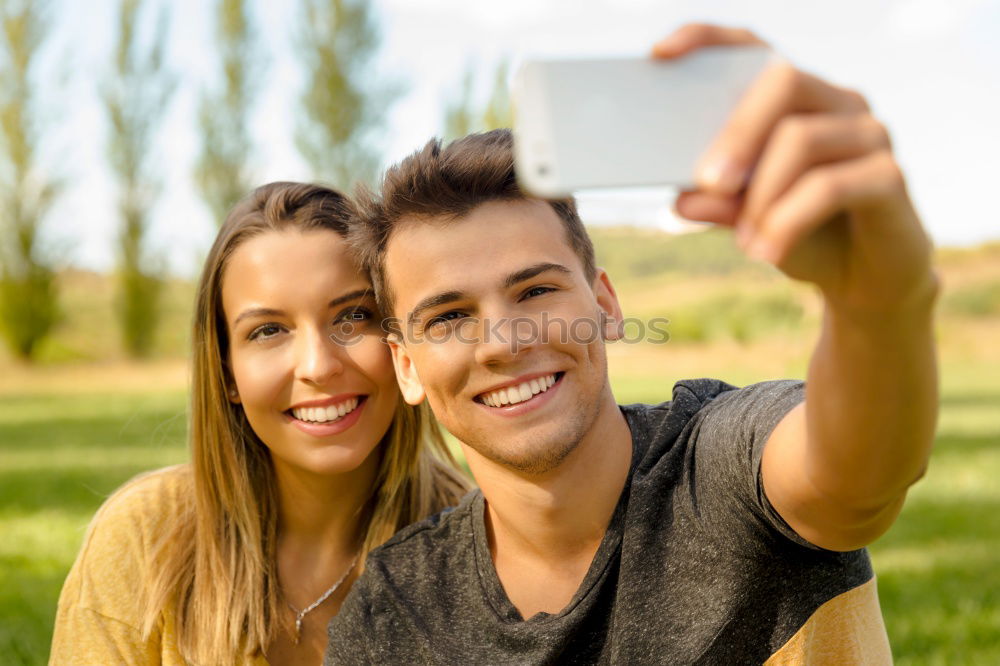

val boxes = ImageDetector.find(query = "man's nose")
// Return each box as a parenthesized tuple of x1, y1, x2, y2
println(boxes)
(473, 310, 541, 366)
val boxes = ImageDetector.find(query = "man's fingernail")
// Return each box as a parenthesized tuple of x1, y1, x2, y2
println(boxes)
(698, 158, 745, 194)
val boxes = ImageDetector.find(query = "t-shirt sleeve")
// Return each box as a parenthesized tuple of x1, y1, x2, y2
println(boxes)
(681, 379, 816, 548)
(324, 574, 377, 666)
(50, 469, 186, 665)
(51, 502, 158, 665)
(50, 604, 158, 666)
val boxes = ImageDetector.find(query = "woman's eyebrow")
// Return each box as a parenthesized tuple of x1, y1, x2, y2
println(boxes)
(232, 289, 371, 328)
(233, 307, 284, 327)
(329, 288, 372, 308)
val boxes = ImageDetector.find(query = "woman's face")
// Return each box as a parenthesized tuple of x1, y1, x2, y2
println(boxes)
(222, 228, 398, 479)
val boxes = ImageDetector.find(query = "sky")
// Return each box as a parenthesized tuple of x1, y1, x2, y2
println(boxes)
(25, 0, 1000, 276)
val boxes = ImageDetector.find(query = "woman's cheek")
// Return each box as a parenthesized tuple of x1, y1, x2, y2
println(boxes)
(347, 335, 397, 388)
(234, 345, 290, 408)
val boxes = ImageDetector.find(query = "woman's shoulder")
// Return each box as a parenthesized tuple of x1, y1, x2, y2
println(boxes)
(57, 464, 194, 622)
(93, 464, 194, 527)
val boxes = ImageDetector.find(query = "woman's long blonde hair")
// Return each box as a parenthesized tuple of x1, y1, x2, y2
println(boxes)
(139, 182, 468, 664)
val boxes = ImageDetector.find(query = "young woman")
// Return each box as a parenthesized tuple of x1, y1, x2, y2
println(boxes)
(50, 182, 469, 665)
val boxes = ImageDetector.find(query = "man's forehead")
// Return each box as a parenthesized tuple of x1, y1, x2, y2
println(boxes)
(383, 200, 579, 309)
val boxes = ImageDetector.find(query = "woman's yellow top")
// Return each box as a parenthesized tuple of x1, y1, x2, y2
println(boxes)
(50, 465, 269, 665)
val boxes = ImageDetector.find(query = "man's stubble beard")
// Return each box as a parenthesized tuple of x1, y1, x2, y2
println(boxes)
(461, 379, 610, 476)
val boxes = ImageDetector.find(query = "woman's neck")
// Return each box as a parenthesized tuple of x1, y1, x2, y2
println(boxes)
(266, 449, 381, 666)
(272, 448, 380, 554)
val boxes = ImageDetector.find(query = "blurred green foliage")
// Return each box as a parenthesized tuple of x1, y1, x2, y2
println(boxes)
(296, 0, 396, 190)
(443, 60, 512, 142)
(943, 279, 1000, 318)
(0, 0, 60, 361)
(103, 0, 176, 358)
(195, 0, 259, 226)
(591, 226, 770, 280)
(660, 289, 804, 344)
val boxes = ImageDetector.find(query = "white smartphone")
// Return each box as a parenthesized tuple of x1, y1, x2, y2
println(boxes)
(512, 46, 773, 197)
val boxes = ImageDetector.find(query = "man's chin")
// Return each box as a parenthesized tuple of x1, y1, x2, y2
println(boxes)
(466, 434, 580, 476)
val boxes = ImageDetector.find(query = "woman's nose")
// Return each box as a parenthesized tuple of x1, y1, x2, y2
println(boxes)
(294, 327, 346, 386)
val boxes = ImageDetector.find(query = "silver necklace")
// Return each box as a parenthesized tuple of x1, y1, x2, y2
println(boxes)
(286, 555, 358, 644)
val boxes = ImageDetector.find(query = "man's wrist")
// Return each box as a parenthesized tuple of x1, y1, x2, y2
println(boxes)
(820, 268, 939, 328)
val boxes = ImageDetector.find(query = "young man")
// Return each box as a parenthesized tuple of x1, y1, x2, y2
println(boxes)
(325, 25, 937, 664)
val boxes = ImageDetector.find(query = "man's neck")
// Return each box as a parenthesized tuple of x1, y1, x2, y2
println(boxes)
(465, 389, 633, 616)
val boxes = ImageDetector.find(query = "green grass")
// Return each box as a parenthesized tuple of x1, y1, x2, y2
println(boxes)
(2, 360, 997, 664)
(0, 391, 188, 663)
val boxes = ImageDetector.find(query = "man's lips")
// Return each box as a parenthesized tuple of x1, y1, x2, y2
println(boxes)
(475, 372, 564, 408)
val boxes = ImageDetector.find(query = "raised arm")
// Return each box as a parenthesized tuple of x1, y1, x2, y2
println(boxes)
(655, 24, 938, 551)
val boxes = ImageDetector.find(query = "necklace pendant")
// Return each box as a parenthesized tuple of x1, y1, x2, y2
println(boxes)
(293, 617, 303, 645)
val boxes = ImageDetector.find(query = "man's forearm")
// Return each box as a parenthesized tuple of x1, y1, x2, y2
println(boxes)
(804, 281, 939, 515)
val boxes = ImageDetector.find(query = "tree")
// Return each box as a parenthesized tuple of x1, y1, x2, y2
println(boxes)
(195, 0, 258, 226)
(103, 0, 175, 358)
(295, 0, 396, 191)
(443, 60, 512, 142)
(443, 68, 475, 142)
(0, 0, 60, 361)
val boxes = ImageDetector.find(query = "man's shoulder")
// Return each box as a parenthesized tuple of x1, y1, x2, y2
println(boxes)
(364, 488, 480, 579)
(621, 377, 803, 421)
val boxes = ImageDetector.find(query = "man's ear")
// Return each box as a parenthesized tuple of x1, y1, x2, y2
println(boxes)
(593, 268, 625, 342)
(389, 337, 426, 405)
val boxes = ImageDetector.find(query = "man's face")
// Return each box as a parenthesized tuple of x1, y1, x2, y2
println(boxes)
(384, 199, 623, 474)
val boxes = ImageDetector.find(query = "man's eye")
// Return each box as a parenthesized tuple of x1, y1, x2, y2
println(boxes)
(523, 286, 555, 300)
(249, 323, 283, 341)
(427, 311, 466, 328)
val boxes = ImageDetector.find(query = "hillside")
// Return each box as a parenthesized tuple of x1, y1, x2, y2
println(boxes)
(3, 227, 999, 363)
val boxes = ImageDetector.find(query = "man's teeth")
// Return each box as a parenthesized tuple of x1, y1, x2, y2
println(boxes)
(291, 397, 359, 423)
(481, 374, 556, 408)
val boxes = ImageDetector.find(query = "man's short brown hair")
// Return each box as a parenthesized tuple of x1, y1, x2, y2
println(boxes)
(351, 129, 597, 320)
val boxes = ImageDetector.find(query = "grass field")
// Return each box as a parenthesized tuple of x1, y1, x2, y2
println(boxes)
(2, 230, 998, 663)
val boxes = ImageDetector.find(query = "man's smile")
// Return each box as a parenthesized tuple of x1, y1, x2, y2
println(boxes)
(474, 371, 565, 410)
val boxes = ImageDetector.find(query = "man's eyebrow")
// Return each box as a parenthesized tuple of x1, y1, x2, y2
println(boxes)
(232, 289, 372, 327)
(503, 262, 572, 289)
(407, 290, 466, 326)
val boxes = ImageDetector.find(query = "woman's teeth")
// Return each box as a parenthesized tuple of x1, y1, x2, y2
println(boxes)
(291, 397, 360, 423)
(480, 374, 557, 408)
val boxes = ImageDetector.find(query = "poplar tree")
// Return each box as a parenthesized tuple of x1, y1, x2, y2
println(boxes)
(443, 60, 512, 142)
(103, 0, 175, 357)
(195, 0, 258, 226)
(295, 0, 395, 190)
(0, 0, 59, 361)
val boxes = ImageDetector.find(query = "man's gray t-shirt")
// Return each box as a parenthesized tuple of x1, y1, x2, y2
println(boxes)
(325, 379, 890, 664)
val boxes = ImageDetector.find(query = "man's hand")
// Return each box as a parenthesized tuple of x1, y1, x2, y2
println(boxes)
(654, 24, 939, 551)
(655, 23, 936, 314)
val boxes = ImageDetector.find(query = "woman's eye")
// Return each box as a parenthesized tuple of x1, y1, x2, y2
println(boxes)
(248, 323, 283, 341)
(337, 307, 374, 323)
